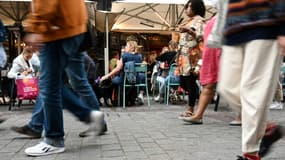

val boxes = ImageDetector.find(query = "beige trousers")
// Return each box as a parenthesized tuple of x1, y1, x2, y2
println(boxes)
(218, 40, 282, 153)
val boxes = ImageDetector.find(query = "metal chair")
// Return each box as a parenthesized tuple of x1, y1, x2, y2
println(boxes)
(165, 63, 184, 106)
(122, 63, 150, 108)
(8, 78, 22, 110)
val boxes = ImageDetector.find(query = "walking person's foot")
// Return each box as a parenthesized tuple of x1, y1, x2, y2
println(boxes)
(79, 122, 108, 137)
(0, 115, 6, 124)
(11, 125, 42, 139)
(237, 153, 260, 160)
(229, 120, 242, 126)
(259, 123, 284, 157)
(89, 111, 105, 136)
(25, 141, 65, 156)
(182, 115, 203, 124)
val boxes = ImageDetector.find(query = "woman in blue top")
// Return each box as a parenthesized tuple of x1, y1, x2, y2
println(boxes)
(101, 40, 145, 105)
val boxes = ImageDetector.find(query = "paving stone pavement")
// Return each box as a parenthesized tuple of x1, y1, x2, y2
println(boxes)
(0, 100, 284, 160)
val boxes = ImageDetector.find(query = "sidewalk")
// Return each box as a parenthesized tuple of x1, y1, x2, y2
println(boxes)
(0, 100, 284, 160)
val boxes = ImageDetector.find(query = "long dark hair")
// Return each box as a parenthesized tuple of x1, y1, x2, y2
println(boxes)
(184, 0, 206, 18)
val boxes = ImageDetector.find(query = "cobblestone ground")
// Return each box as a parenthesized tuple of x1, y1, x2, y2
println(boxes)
(0, 99, 284, 160)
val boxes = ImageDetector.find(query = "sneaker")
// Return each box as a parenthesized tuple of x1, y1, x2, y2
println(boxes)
(270, 102, 283, 110)
(137, 93, 144, 105)
(79, 122, 108, 137)
(11, 125, 41, 139)
(25, 142, 65, 156)
(259, 123, 284, 157)
(237, 153, 260, 160)
(229, 120, 242, 126)
(105, 98, 113, 107)
(99, 97, 105, 106)
(154, 95, 160, 102)
(89, 111, 105, 136)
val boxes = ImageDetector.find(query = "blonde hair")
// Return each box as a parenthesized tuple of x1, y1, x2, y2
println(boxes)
(126, 40, 138, 53)
(22, 46, 34, 55)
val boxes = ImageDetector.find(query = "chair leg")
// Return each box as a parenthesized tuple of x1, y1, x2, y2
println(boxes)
(117, 86, 120, 107)
(2, 95, 6, 105)
(123, 86, 126, 109)
(8, 100, 12, 111)
(8, 80, 15, 111)
(18, 99, 22, 108)
(146, 86, 150, 107)
(166, 84, 169, 106)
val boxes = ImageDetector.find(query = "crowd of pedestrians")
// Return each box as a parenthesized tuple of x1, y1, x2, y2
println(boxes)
(0, 0, 285, 159)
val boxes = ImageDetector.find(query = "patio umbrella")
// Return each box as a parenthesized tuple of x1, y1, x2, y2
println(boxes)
(0, 0, 30, 55)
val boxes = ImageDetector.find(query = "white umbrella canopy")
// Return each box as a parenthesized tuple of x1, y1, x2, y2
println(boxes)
(111, 0, 217, 33)
(0, 0, 217, 32)
(0, 0, 30, 25)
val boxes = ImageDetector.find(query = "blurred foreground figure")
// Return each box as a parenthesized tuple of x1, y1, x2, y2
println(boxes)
(23, 0, 105, 156)
(218, 1, 285, 159)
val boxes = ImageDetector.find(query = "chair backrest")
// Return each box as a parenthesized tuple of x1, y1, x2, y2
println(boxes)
(135, 63, 147, 73)
(124, 61, 137, 84)
(169, 63, 177, 76)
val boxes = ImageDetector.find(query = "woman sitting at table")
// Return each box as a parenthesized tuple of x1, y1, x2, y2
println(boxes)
(7, 46, 37, 101)
(8, 46, 36, 79)
(100, 40, 144, 106)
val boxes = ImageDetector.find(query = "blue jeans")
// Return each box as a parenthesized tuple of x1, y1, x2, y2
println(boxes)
(157, 75, 180, 95)
(28, 86, 92, 134)
(112, 73, 145, 86)
(38, 34, 97, 147)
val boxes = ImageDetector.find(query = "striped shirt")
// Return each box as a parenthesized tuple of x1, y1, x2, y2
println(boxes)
(223, 0, 285, 45)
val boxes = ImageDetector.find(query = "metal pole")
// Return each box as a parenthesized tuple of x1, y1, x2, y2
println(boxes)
(104, 13, 109, 75)
(17, 31, 21, 54)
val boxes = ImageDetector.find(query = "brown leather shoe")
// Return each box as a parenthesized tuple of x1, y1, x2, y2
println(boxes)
(11, 125, 41, 139)
(0, 116, 6, 124)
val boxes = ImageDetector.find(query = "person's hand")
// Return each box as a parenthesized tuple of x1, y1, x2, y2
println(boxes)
(24, 33, 44, 51)
(278, 36, 285, 55)
(100, 75, 109, 82)
(22, 69, 32, 76)
(178, 26, 188, 33)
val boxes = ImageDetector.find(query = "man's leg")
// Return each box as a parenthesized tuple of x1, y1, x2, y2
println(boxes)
(218, 45, 243, 113)
(38, 41, 65, 147)
(65, 51, 100, 110)
(240, 40, 281, 153)
(11, 96, 44, 138)
(62, 36, 105, 137)
(28, 96, 44, 133)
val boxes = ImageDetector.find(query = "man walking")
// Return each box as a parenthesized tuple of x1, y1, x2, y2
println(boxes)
(23, 0, 104, 156)
(218, 1, 285, 159)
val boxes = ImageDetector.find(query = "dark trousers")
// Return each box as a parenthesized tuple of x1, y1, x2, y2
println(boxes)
(179, 74, 199, 106)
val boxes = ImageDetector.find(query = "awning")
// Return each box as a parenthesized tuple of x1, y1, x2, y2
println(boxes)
(0, 0, 30, 26)
(110, 1, 216, 33)
(0, 0, 217, 32)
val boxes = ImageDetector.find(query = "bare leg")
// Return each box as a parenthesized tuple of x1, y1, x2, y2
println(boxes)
(187, 106, 194, 113)
(191, 84, 215, 119)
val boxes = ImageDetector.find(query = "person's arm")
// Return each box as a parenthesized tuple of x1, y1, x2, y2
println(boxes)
(179, 26, 196, 37)
(25, 0, 58, 33)
(0, 45, 7, 68)
(7, 62, 23, 79)
(278, 36, 285, 55)
(101, 59, 123, 81)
